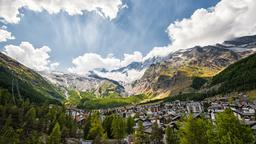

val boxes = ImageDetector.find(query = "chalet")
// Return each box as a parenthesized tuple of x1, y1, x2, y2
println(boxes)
(66, 107, 89, 123)
(208, 103, 226, 121)
(186, 101, 202, 113)
(232, 108, 255, 121)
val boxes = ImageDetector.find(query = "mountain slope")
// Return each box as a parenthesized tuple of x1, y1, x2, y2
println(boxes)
(210, 53, 256, 92)
(143, 53, 256, 104)
(41, 71, 126, 97)
(0, 52, 63, 104)
(132, 35, 256, 99)
(90, 56, 165, 88)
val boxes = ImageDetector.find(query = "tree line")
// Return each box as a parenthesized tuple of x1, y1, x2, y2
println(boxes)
(1, 86, 255, 144)
(0, 88, 79, 143)
(82, 112, 135, 143)
(83, 109, 255, 144)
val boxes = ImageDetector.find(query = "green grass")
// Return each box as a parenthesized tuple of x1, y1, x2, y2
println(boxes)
(78, 95, 144, 109)
(65, 90, 145, 109)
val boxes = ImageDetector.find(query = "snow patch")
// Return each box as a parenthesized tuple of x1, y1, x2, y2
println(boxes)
(94, 69, 146, 84)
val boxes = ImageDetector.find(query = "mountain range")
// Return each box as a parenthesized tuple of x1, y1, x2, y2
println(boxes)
(41, 35, 256, 99)
(1, 35, 256, 105)
(132, 39, 256, 99)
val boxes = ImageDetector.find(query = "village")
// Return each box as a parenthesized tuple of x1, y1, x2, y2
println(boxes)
(66, 93, 256, 143)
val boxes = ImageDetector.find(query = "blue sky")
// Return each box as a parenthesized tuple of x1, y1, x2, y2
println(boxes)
(0, 0, 218, 71)
(1, 0, 255, 74)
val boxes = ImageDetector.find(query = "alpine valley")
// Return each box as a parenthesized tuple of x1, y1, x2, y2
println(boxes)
(1, 35, 255, 109)
(38, 35, 256, 106)
(1, 34, 256, 144)
(2, 0, 256, 143)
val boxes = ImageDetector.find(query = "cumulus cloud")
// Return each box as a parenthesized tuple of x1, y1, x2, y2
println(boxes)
(50, 62, 60, 71)
(144, 0, 256, 59)
(0, 0, 124, 24)
(68, 51, 143, 75)
(121, 51, 143, 66)
(0, 0, 24, 24)
(94, 69, 146, 84)
(0, 28, 15, 42)
(3, 42, 58, 71)
(143, 46, 169, 61)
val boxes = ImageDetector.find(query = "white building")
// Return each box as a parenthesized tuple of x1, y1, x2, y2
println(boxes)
(186, 102, 202, 113)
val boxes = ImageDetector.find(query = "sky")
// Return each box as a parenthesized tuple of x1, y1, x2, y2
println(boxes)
(1, 0, 256, 75)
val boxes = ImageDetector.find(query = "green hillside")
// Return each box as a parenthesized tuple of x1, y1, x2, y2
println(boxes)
(65, 90, 146, 109)
(0, 52, 64, 104)
(210, 53, 256, 93)
(0, 88, 79, 143)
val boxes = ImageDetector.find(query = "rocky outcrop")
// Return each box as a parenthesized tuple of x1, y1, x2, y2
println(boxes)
(131, 35, 256, 98)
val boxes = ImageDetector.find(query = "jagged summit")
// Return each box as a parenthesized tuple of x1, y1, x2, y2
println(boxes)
(39, 35, 256, 98)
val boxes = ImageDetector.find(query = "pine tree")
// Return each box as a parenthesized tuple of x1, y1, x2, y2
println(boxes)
(134, 120, 145, 144)
(58, 112, 66, 129)
(24, 130, 40, 144)
(150, 122, 163, 144)
(0, 88, 13, 105)
(178, 116, 211, 144)
(24, 107, 35, 137)
(88, 113, 105, 143)
(111, 116, 126, 143)
(165, 126, 178, 144)
(47, 107, 58, 135)
(103, 114, 114, 138)
(83, 114, 92, 139)
(127, 116, 135, 135)
(48, 122, 61, 144)
(0, 115, 20, 143)
(25, 107, 37, 128)
(215, 109, 255, 144)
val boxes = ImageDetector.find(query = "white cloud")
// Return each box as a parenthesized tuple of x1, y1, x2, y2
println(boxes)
(0, 28, 15, 42)
(50, 62, 60, 71)
(94, 69, 146, 84)
(68, 53, 120, 75)
(0, 0, 124, 24)
(68, 51, 143, 75)
(144, 0, 256, 59)
(121, 51, 143, 66)
(0, 0, 24, 24)
(143, 46, 170, 61)
(3, 42, 58, 71)
(69, 0, 256, 79)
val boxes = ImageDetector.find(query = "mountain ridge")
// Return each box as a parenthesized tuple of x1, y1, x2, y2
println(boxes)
(130, 35, 256, 99)
(0, 52, 64, 104)
(37, 35, 256, 101)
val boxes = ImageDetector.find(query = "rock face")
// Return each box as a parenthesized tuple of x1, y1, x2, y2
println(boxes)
(40, 55, 164, 97)
(91, 56, 164, 86)
(40, 35, 256, 99)
(131, 35, 256, 98)
(40, 71, 126, 97)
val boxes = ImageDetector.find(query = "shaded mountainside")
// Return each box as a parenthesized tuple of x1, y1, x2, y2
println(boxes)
(0, 52, 63, 104)
(132, 35, 256, 99)
(210, 53, 256, 93)
(223, 35, 256, 46)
